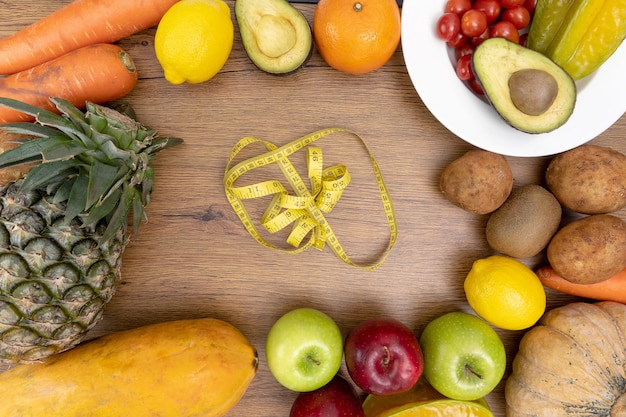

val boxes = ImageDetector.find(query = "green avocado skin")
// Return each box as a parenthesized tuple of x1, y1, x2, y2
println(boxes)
(471, 38, 576, 134)
(235, 0, 313, 75)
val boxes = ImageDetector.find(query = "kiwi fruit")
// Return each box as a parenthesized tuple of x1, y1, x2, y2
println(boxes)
(486, 184, 562, 258)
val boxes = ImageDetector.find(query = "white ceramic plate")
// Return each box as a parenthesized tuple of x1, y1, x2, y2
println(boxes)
(401, 0, 626, 157)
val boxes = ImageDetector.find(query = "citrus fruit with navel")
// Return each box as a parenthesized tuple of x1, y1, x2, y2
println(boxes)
(155, 0, 234, 84)
(313, 0, 401, 74)
(464, 255, 547, 330)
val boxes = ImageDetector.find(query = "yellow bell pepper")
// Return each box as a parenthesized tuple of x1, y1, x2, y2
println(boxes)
(527, 0, 626, 80)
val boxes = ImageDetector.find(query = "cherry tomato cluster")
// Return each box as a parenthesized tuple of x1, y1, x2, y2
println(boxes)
(436, 0, 536, 94)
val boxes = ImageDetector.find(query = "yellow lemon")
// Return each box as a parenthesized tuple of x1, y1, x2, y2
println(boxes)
(464, 255, 546, 330)
(155, 0, 234, 84)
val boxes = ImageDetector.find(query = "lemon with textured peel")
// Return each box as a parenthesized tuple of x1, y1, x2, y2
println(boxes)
(363, 379, 491, 417)
(155, 0, 234, 84)
(464, 255, 546, 330)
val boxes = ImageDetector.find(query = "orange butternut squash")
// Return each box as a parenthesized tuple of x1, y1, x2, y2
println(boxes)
(505, 301, 626, 416)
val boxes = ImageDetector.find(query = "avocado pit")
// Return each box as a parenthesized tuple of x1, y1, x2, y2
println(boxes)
(235, 0, 313, 75)
(256, 15, 296, 58)
(508, 69, 558, 116)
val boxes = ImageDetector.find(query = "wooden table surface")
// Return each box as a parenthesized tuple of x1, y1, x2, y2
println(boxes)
(2, 2, 626, 416)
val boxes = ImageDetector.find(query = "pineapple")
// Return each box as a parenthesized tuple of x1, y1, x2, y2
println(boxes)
(0, 97, 182, 363)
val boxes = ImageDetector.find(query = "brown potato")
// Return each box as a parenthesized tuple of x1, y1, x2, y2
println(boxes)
(546, 145, 626, 214)
(486, 184, 562, 258)
(547, 214, 626, 284)
(440, 149, 513, 215)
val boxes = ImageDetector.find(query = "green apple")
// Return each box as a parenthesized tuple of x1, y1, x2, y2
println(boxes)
(265, 307, 343, 392)
(419, 311, 506, 401)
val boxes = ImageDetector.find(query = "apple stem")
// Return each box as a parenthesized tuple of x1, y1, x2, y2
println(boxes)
(382, 346, 391, 368)
(466, 365, 483, 379)
(308, 355, 321, 367)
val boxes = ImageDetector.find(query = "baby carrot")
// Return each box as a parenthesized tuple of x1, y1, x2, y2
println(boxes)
(537, 265, 626, 303)
(0, 0, 180, 75)
(0, 43, 138, 124)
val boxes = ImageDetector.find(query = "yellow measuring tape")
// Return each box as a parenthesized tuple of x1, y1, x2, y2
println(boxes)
(224, 128, 397, 270)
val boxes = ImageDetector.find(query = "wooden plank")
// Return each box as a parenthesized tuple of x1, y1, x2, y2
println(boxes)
(0, 2, 624, 416)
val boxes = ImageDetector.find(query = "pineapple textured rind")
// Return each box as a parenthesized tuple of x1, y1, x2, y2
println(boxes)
(0, 97, 181, 363)
(0, 181, 126, 362)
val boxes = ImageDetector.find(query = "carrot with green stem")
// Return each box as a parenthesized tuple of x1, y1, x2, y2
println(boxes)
(0, 43, 138, 124)
(0, 0, 180, 75)
(537, 265, 626, 303)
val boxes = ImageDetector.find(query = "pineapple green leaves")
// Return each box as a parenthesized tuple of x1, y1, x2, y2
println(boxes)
(0, 97, 181, 362)
(0, 97, 183, 243)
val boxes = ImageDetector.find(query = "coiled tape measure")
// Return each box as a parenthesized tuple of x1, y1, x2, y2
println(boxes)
(224, 128, 397, 270)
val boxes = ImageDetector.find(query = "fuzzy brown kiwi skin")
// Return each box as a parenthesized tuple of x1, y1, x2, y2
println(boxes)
(486, 184, 562, 259)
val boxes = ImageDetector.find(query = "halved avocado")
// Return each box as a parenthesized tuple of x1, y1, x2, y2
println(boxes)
(235, 0, 312, 75)
(471, 37, 576, 134)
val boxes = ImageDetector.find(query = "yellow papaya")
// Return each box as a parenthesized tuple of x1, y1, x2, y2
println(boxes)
(0, 318, 258, 417)
(527, 0, 626, 80)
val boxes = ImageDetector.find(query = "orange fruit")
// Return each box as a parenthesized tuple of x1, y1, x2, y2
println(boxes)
(313, 0, 401, 74)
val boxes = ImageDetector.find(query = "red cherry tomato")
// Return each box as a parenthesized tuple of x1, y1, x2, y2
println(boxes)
(445, 0, 472, 15)
(519, 32, 528, 46)
(499, 0, 525, 8)
(461, 9, 488, 37)
(436, 12, 461, 42)
(456, 54, 474, 80)
(473, 0, 501, 24)
(468, 78, 484, 95)
(455, 42, 475, 60)
(436, 0, 533, 97)
(470, 27, 490, 46)
(502, 5, 531, 30)
(490, 20, 520, 43)
(524, 0, 537, 14)
(447, 31, 468, 48)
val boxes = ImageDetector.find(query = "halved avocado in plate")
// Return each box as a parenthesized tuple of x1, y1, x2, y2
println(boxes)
(472, 38, 576, 134)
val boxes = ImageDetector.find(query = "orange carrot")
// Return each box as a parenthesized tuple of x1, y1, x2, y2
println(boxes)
(0, 0, 180, 75)
(537, 265, 626, 303)
(0, 43, 138, 124)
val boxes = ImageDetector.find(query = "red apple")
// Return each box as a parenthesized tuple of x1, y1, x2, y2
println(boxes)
(344, 317, 424, 396)
(289, 374, 364, 417)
